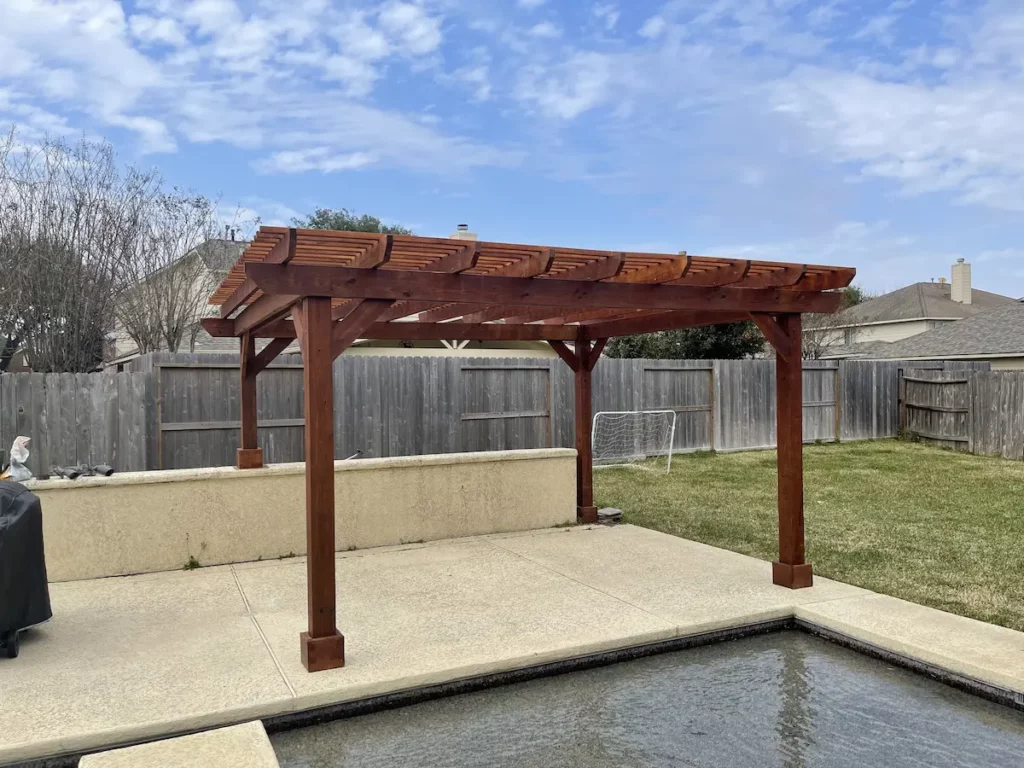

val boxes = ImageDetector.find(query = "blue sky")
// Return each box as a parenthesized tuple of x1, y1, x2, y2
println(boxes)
(3, 0, 1024, 296)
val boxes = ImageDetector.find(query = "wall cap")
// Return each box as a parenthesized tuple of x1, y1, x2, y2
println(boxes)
(27, 448, 578, 492)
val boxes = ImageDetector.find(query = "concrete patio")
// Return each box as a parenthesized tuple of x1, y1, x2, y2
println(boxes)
(3, 524, 1024, 766)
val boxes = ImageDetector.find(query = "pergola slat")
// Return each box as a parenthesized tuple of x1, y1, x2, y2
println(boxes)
(205, 225, 854, 674)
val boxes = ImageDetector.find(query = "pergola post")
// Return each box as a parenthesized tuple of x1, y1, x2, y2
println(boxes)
(237, 330, 263, 469)
(550, 336, 604, 524)
(297, 296, 345, 672)
(770, 313, 812, 588)
(574, 338, 597, 524)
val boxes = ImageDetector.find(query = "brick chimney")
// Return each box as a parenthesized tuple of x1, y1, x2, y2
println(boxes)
(449, 223, 478, 241)
(951, 258, 971, 304)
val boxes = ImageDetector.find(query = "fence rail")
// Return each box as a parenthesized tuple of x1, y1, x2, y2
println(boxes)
(0, 354, 991, 475)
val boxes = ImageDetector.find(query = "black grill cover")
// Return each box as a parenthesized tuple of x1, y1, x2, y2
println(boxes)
(0, 480, 52, 636)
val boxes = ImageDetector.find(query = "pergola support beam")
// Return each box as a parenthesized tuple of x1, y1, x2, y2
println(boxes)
(298, 296, 346, 672)
(550, 333, 602, 523)
(237, 330, 263, 469)
(768, 313, 812, 588)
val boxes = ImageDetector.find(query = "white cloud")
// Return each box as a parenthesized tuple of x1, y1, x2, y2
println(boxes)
(593, 4, 619, 31)
(454, 64, 492, 101)
(129, 14, 187, 46)
(528, 22, 561, 39)
(332, 14, 390, 61)
(638, 16, 666, 39)
(515, 52, 613, 119)
(256, 147, 378, 174)
(378, 2, 442, 55)
(773, 65, 1024, 210)
(517, 0, 547, 8)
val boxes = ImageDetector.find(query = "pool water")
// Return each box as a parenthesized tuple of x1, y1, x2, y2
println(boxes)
(272, 632, 1024, 767)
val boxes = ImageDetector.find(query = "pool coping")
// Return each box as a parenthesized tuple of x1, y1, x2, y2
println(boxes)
(16, 616, 1023, 768)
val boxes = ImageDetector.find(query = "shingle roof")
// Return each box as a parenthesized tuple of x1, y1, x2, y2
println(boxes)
(820, 340, 896, 359)
(196, 239, 247, 276)
(834, 282, 1014, 325)
(875, 301, 1024, 359)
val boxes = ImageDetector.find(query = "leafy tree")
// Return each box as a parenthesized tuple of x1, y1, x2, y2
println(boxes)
(293, 207, 412, 235)
(605, 321, 765, 360)
(841, 284, 872, 308)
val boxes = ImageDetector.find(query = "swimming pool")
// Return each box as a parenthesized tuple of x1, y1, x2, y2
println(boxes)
(271, 632, 1024, 767)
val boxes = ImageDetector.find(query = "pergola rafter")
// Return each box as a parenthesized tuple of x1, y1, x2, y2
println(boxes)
(204, 226, 854, 673)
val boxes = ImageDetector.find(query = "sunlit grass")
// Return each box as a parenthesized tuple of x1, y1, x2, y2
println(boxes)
(595, 440, 1024, 631)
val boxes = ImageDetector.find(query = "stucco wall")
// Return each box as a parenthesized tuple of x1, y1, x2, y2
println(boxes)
(31, 449, 577, 582)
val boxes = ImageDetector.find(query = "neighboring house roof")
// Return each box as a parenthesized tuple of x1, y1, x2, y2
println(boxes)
(832, 282, 1014, 326)
(820, 340, 896, 360)
(874, 301, 1024, 360)
(195, 239, 247, 276)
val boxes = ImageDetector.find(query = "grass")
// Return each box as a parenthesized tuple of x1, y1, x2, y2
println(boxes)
(594, 440, 1024, 632)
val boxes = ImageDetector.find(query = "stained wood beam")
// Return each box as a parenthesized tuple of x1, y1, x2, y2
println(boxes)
(772, 313, 812, 589)
(547, 340, 579, 371)
(348, 234, 394, 269)
(252, 337, 294, 375)
(299, 296, 345, 671)
(201, 316, 577, 341)
(795, 271, 857, 291)
(221, 228, 296, 318)
(585, 310, 752, 339)
(672, 260, 750, 287)
(734, 265, 806, 289)
(574, 335, 597, 524)
(234, 292, 300, 336)
(291, 303, 307, 358)
(417, 250, 556, 323)
(237, 330, 262, 469)
(246, 264, 844, 317)
(462, 305, 562, 325)
(428, 240, 481, 273)
(545, 253, 625, 282)
(606, 257, 687, 284)
(497, 249, 556, 278)
(750, 313, 795, 362)
(331, 300, 395, 359)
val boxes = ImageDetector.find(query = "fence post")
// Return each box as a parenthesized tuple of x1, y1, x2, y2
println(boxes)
(897, 369, 907, 435)
(833, 365, 841, 442)
(708, 366, 716, 452)
(967, 373, 975, 454)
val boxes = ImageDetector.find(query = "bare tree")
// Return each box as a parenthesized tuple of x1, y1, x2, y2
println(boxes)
(0, 129, 155, 372)
(801, 286, 872, 359)
(802, 312, 847, 360)
(114, 191, 222, 355)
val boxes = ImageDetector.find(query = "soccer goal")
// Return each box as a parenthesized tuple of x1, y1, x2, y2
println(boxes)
(592, 410, 677, 473)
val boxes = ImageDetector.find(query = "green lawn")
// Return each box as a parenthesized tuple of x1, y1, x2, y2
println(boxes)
(594, 440, 1024, 632)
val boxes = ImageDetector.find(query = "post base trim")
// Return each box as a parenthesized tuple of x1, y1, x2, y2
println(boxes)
(772, 561, 813, 589)
(577, 505, 598, 524)
(236, 448, 264, 469)
(300, 630, 345, 672)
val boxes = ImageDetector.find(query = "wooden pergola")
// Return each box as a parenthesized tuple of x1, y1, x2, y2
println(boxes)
(203, 226, 854, 673)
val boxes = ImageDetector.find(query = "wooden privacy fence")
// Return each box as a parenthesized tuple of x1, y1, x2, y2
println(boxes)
(900, 368, 1024, 459)
(0, 355, 988, 474)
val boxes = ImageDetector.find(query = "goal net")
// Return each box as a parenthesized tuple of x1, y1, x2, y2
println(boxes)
(592, 410, 677, 473)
